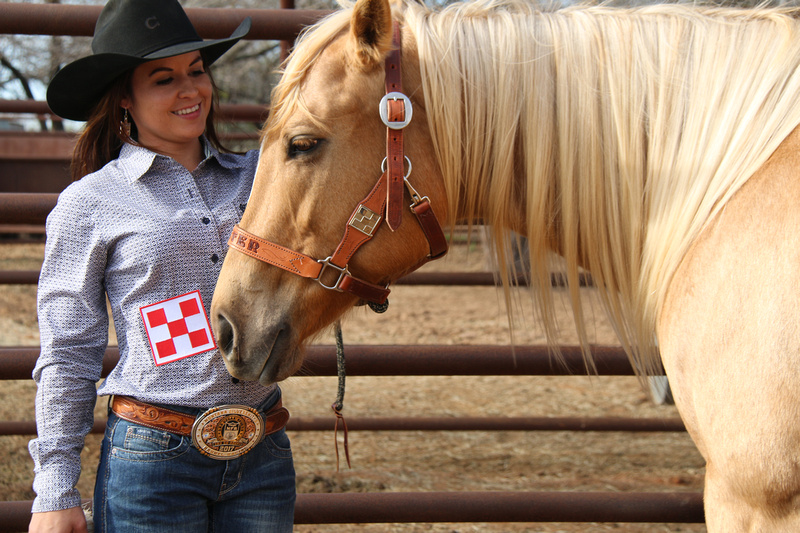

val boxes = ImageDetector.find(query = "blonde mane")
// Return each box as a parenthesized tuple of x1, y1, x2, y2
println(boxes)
(265, 10, 354, 140)
(269, 1, 800, 375)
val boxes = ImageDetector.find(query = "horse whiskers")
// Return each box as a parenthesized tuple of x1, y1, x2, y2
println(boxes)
(229, 343, 239, 364)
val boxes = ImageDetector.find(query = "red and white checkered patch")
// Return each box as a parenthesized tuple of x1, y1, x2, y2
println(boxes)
(140, 291, 217, 366)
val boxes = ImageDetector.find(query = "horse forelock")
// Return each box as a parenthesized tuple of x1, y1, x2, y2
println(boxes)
(262, 9, 354, 144)
(400, 0, 800, 375)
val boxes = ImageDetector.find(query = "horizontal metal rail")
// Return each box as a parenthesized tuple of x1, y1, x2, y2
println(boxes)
(0, 4, 329, 41)
(0, 344, 645, 380)
(0, 192, 593, 286)
(0, 225, 44, 235)
(0, 99, 268, 123)
(295, 492, 705, 524)
(0, 269, 593, 288)
(286, 415, 685, 432)
(0, 415, 686, 437)
(0, 193, 58, 225)
(0, 271, 38, 285)
(0, 492, 705, 530)
(0, 196, 514, 228)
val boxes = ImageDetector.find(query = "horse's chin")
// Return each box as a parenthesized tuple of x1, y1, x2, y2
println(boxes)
(223, 345, 303, 386)
(258, 345, 305, 385)
(216, 316, 305, 385)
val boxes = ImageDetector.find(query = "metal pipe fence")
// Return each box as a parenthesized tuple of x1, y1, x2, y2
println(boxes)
(0, 344, 681, 435)
(0, 344, 645, 379)
(0, 3, 702, 529)
(0, 492, 705, 531)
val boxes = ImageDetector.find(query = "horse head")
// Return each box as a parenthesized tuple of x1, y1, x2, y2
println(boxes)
(210, 0, 447, 385)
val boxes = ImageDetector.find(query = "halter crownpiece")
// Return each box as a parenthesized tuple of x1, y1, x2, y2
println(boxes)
(383, 21, 409, 231)
(227, 22, 447, 305)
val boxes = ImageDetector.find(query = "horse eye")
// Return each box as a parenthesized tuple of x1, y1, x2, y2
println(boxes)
(288, 137, 320, 157)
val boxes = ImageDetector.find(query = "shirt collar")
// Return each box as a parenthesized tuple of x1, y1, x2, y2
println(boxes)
(118, 137, 238, 183)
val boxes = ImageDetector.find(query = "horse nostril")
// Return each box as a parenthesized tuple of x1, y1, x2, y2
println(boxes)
(214, 313, 236, 359)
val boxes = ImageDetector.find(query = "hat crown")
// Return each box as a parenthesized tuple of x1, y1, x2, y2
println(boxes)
(47, 0, 250, 121)
(92, 0, 202, 58)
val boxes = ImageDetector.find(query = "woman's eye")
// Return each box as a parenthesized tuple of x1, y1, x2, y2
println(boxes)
(155, 77, 173, 86)
(288, 137, 320, 157)
(191, 69, 206, 77)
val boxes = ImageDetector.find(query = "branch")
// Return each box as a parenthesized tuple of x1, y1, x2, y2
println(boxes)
(0, 53, 36, 100)
(0, 52, 49, 130)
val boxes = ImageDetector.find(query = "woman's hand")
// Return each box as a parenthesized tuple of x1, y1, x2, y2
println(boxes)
(29, 507, 88, 533)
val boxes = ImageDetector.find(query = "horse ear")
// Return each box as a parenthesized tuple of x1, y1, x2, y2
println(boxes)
(350, 0, 394, 67)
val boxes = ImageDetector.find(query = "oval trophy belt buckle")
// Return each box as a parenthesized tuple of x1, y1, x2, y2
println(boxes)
(191, 405, 265, 460)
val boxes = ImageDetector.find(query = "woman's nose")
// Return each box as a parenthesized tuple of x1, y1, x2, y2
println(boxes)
(177, 76, 200, 97)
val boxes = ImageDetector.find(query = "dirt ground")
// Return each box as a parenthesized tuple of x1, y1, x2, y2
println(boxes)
(0, 241, 706, 532)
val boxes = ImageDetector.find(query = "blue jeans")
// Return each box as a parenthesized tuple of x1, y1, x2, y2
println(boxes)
(93, 390, 295, 532)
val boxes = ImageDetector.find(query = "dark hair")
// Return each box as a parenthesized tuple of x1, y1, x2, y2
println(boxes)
(70, 65, 233, 181)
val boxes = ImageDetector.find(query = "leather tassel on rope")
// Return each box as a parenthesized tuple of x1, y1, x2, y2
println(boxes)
(332, 320, 350, 470)
(331, 302, 388, 470)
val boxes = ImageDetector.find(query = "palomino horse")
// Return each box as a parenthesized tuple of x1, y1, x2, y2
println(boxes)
(211, 0, 800, 529)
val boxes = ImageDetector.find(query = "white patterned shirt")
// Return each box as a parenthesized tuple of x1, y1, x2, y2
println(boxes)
(29, 141, 276, 513)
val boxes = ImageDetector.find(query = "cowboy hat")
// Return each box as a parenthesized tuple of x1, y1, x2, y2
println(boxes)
(47, 0, 251, 121)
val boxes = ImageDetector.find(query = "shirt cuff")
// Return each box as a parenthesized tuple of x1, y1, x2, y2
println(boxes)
(31, 488, 83, 513)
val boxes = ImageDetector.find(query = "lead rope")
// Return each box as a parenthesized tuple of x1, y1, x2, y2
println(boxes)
(332, 320, 350, 470)
(332, 300, 389, 471)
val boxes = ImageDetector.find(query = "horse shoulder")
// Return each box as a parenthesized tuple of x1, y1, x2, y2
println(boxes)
(658, 125, 800, 530)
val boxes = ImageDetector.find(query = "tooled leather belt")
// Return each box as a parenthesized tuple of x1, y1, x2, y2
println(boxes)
(111, 395, 290, 460)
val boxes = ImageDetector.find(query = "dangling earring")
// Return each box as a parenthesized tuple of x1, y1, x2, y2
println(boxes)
(120, 108, 131, 137)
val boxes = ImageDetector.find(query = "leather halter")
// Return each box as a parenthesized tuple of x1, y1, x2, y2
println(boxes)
(227, 22, 448, 305)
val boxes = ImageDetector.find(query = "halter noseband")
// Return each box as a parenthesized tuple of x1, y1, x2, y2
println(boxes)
(227, 22, 448, 305)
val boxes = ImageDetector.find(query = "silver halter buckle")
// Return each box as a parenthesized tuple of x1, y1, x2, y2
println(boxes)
(379, 92, 413, 130)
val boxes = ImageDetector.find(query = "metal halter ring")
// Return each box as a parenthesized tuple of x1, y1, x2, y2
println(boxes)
(315, 256, 350, 291)
(379, 92, 413, 130)
(381, 155, 412, 179)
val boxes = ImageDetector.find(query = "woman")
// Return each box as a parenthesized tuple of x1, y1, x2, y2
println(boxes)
(29, 1, 295, 532)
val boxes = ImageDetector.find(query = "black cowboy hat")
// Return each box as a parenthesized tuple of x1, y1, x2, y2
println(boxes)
(47, 0, 251, 121)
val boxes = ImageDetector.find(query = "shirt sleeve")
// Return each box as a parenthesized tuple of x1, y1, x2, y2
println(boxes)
(28, 184, 110, 512)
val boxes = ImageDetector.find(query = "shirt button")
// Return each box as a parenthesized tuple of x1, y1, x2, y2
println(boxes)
(201, 217, 211, 224)
(211, 254, 219, 263)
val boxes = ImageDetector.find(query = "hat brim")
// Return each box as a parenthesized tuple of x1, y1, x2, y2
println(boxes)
(47, 17, 251, 122)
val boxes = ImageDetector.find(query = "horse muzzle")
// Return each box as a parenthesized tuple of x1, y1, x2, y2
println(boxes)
(212, 309, 299, 385)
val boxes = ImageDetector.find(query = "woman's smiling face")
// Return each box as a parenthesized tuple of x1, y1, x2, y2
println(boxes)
(122, 51, 212, 156)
